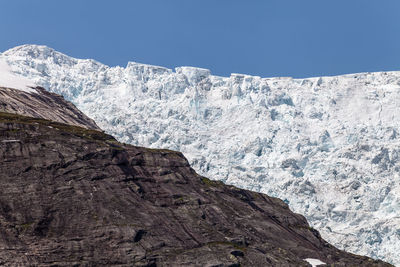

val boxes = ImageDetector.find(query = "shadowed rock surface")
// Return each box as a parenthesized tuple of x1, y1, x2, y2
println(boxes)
(0, 112, 392, 267)
(0, 86, 100, 130)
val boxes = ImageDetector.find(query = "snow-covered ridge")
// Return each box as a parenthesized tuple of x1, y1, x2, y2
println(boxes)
(2, 44, 400, 265)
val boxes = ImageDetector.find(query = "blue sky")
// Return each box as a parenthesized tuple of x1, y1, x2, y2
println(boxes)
(1, 0, 399, 78)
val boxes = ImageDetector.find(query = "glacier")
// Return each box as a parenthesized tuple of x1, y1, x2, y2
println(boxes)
(1, 44, 400, 265)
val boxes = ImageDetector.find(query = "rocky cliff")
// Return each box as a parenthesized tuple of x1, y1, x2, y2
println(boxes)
(0, 111, 392, 266)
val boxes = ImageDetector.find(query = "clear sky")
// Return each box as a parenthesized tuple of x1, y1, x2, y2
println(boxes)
(1, 0, 399, 78)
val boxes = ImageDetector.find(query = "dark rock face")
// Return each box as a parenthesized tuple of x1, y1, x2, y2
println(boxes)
(0, 113, 392, 266)
(0, 86, 100, 130)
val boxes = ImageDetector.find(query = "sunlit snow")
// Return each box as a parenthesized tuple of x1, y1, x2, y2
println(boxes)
(304, 258, 326, 267)
(0, 57, 36, 93)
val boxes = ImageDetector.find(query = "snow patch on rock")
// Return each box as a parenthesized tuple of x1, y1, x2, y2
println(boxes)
(304, 258, 326, 267)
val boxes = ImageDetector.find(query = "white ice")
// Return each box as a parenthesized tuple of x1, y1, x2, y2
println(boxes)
(304, 258, 326, 267)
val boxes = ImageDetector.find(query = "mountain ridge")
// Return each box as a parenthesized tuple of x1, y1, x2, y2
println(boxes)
(4, 44, 399, 79)
(2, 44, 400, 265)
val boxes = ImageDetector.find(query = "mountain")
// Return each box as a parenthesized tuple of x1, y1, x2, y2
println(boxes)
(2, 44, 400, 265)
(0, 87, 392, 266)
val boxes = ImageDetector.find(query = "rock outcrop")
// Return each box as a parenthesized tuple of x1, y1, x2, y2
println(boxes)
(0, 111, 392, 266)
(0, 86, 100, 130)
